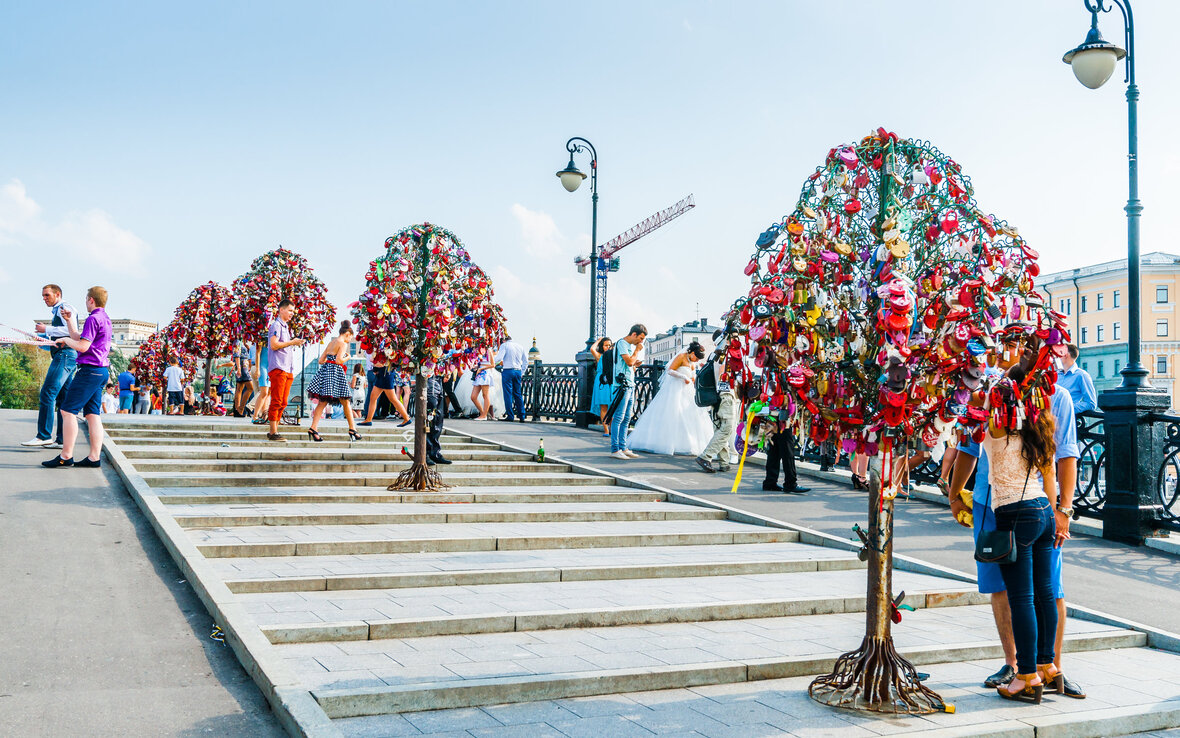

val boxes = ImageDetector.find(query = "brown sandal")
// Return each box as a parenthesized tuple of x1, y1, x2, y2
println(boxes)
(997, 673, 1044, 704)
(1037, 664, 1064, 695)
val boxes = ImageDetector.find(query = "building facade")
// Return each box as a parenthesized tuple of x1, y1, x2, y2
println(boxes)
(645, 319, 721, 365)
(1040, 251, 1180, 398)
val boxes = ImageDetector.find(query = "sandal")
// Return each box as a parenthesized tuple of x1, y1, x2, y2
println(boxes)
(937, 478, 951, 497)
(851, 474, 867, 490)
(997, 673, 1044, 704)
(1037, 664, 1064, 695)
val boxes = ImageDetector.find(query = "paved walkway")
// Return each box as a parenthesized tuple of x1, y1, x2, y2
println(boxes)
(450, 418, 1180, 635)
(0, 409, 282, 737)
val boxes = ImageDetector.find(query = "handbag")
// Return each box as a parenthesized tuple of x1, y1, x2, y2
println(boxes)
(695, 358, 720, 408)
(974, 466, 1031, 564)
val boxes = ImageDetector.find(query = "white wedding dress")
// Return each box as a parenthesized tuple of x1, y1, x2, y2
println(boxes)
(628, 363, 715, 456)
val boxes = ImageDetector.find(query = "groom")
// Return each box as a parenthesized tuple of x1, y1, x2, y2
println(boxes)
(607, 324, 646, 460)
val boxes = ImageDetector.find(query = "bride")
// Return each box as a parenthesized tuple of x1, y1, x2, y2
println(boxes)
(628, 340, 714, 456)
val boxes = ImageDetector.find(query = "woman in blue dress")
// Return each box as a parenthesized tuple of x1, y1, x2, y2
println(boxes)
(590, 337, 615, 435)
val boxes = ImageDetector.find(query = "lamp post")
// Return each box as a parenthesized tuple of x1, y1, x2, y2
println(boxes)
(556, 137, 601, 429)
(556, 137, 599, 351)
(1064, 0, 1168, 544)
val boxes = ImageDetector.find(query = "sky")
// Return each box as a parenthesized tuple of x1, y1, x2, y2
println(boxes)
(2, 1, 1177, 363)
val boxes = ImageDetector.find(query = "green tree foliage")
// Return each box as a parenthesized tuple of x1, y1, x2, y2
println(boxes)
(0, 345, 50, 409)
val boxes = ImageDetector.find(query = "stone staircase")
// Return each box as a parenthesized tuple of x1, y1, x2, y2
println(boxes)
(102, 418, 1180, 737)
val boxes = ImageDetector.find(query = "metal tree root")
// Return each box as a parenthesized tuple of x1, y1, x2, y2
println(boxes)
(808, 634, 943, 713)
(387, 462, 450, 492)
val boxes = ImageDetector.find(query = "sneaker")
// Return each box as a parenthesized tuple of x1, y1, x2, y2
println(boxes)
(718, 462, 731, 472)
(41, 456, 74, 468)
(45, 442, 63, 449)
(623, 450, 640, 459)
(75, 457, 101, 468)
(695, 456, 717, 473)
(610, 450, 630, 460)
(21, 438, 52, 447)
(266, 433, 287, 442)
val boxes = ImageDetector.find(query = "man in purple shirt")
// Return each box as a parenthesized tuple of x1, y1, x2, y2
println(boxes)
(265, 300, 305, 442)
(43, 286, 113, 468)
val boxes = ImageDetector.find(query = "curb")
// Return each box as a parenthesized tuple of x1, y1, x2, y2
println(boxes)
(102, 439, 341, 738)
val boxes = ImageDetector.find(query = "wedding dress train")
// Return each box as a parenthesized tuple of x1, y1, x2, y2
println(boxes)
(628, 364, 714, 456)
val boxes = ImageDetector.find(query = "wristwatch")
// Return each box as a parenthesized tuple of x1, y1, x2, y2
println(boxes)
(1056, 505, 1075, 519)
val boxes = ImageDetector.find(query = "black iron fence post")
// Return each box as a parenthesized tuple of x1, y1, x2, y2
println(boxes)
(574, 349, 595, 429)
(1098, 387, 1170, 544)
(530, 360, 543, 422)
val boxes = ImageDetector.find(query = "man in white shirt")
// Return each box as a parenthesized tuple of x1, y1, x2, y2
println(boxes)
(163, 358, 186, 414)
(22, 284, 79, 448)
(494, 335, 528, 422)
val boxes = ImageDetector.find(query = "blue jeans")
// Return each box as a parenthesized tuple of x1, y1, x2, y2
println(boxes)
(362, 369, 377, 418)
(610, 385, 634, 453)
(502, 368, 524, 420)
(995, 497, 1057, 674)
(38, 348, 77, 442)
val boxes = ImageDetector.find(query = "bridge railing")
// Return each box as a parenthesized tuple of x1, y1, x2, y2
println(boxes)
(523, 361, 663, 423)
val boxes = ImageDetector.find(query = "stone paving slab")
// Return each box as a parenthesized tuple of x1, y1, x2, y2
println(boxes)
(246, 568, 973, 630)
(328, 647, 1180, 737)
(111, 436, 498, 450)
(118, 445, 531, 461)
(133, 459, 571, 474)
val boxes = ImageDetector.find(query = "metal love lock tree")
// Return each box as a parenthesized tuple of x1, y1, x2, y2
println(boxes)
(164, 281, 240, 393)
(128, 329, 198, 392)
(728, 128, 1064, 713)
(234, 247, 337, 344)
(351, 223, 507, 491)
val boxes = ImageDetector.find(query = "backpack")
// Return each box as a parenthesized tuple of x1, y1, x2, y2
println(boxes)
(695, 358, 720, 408)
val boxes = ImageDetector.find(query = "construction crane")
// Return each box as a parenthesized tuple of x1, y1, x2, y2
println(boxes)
(574, 193, 696, 340)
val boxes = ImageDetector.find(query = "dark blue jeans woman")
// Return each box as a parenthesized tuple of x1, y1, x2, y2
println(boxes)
(995, 497, 1057, 675)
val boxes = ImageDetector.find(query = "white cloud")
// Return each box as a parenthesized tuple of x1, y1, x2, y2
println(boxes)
(490, 264, 523, 299)
(683, 18, 693, 31)
(510, 203, 575, 259)
(0, 178, 151, 275)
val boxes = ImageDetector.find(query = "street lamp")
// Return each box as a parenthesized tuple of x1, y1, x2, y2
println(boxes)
(555, 137, 599, 351)
(1062, 0, 1148, 390)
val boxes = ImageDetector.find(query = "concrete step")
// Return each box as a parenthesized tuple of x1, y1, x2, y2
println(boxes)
(133, 459, 567, 475)
(170, 501, 725, 529)
(142, 471, 610, 488)
(105, 423, 465, 439)
(119, 446, 531, 462)
(251, 568, 982, 643)
(218, 543, 866, 594)
(155, 487, 665, 505)
(105, 436, 495, 451)
(290, 605, 1144, 717)
(189, 519, 798, 558)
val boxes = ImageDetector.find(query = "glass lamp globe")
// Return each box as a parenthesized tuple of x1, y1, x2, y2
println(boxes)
(556, 159, 587, 192)
(1063, 24, 1126, 90)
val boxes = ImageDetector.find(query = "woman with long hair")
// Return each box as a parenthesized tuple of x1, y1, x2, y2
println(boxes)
(589, 336, 615, 435)
(305, 321, 361, 441)
(957, 364, 1061, 704)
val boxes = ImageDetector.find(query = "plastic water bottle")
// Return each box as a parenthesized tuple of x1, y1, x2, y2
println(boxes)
(536, 438, 545, 463)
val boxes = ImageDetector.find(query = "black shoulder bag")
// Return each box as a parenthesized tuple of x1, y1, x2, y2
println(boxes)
(974, 466, 1031, 565)
(695, 358, 719, 408)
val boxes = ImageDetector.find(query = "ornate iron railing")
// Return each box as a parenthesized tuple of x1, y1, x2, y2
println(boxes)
(1075, 411, 1107, 517)
(1154, 412, 1180, 531)
(522, 361, 663, 422)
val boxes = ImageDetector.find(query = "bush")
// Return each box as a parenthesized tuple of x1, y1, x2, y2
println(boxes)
(0, 345, 49, 409)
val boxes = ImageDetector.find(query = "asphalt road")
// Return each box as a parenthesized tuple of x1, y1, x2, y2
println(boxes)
(451, 417, 1180, 635)
(0, 409, 282, 737)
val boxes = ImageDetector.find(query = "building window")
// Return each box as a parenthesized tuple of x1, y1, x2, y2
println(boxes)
(1067, 298, 1072, 315)
(1081, 327, 1088, 344)
(1113, 322, 1121, 341)
(1097, 293, 1104, 311)
(1097, 325, 1104, 342)
(1081, 296, 1088, 313)
(1113, 290, 1120, 308)
(1158, 286, 1169, 304)
(1114, 359, 1121, 374)
(1082, 361, 1089, 372)
(1158, 320, 1169, 337)
(1097, 361, 1105, 378)
(1159, 356, 1168, 374)
(1060, 299, 1066, 313)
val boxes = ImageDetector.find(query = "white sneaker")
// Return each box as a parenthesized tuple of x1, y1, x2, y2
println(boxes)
(45, 442, 63, 449)
(623, 450, 640, 459)
(610, 450, 630, 460)
(21, 438, 51, 447)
